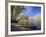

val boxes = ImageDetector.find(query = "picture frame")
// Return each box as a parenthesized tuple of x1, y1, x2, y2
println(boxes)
(8, 2, 45, 35)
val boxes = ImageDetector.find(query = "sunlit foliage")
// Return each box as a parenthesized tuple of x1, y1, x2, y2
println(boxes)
(34, 16, 41, 25)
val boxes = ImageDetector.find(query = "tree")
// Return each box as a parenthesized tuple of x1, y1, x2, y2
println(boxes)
(34, 15, 41, 25)
(18, 16, 28, 23)
(11, 6, 25, 22)
(18, 16, 28, 26)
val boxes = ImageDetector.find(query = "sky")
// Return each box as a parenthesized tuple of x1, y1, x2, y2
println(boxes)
(19, 6, 41, 18)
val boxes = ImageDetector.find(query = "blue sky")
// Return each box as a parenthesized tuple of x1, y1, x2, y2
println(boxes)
(20, 6, 41, 18)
